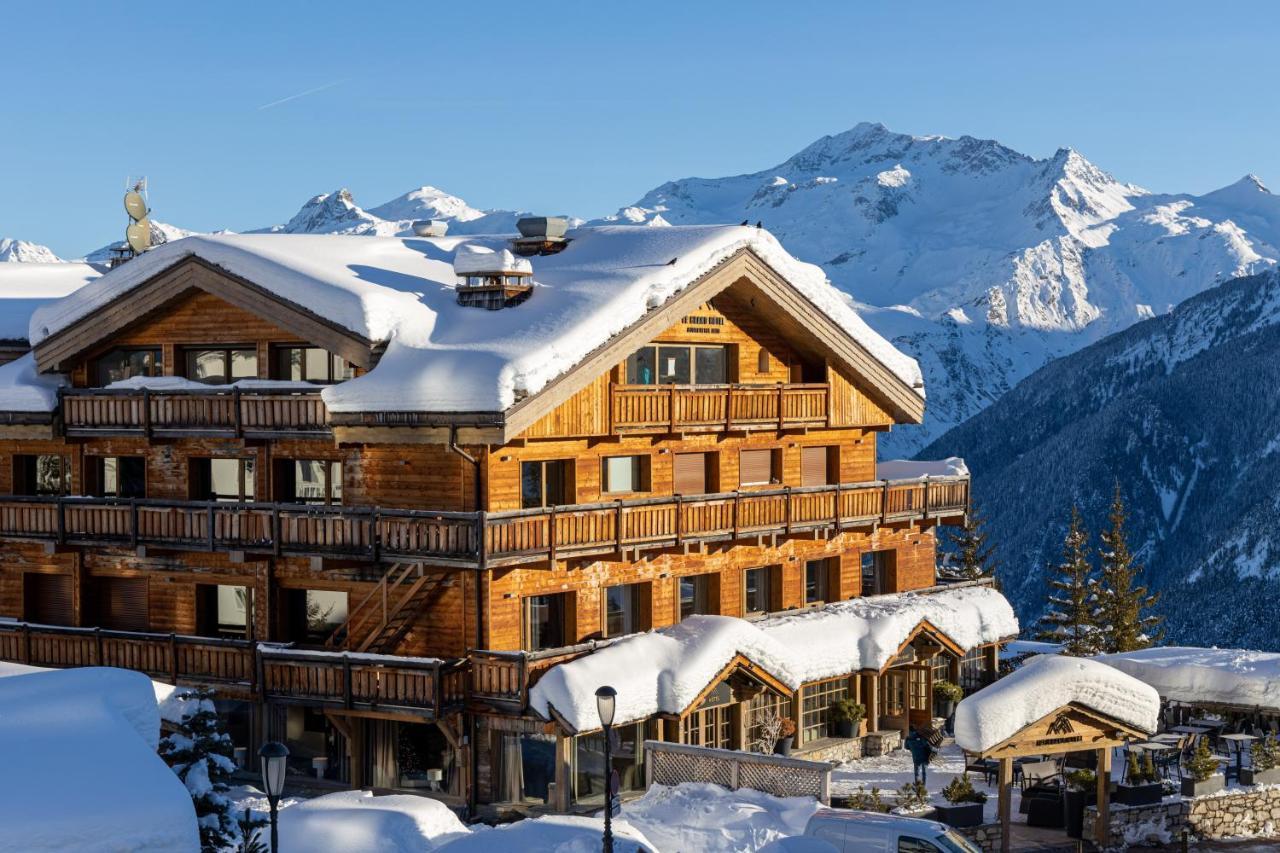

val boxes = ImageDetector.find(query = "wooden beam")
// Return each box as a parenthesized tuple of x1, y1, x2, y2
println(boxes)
(1096, 746, 1112, 847)
(998, 756, 1013, 853)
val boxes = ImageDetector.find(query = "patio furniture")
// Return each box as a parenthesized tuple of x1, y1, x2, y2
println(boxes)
(1136, 742, 1180, 780)
(1220, 733, 1257, 782)
(962, 749, 997, 786)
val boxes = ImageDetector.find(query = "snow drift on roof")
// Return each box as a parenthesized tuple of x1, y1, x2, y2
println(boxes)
(876, 457, 969, 480)
(0, 261, 100, 341)
(0, 352, 66, 412)
(954, 655, 1159, 754)
(1096, 646, 1280, 712)
(26, 226, 922, 414)
(452, 243, 531, 275)
(530, 585, 1016, 732)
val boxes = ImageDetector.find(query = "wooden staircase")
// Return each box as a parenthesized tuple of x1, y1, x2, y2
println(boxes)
(326, 562, 454, 654)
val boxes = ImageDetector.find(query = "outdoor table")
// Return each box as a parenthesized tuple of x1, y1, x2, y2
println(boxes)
(1189, 718, 1225, 728)
(1135, 742, 1179, 778)
(1149, 733, 1182, 743)
(1220, 733, 1257, 781)
(1170, 725, 1213, 735)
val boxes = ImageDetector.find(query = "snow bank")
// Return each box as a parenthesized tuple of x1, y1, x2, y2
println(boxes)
(532, 585, 1017, 731)
(0, 667, 198, 852)
(621, 782, 821, 852)
(437, 814, 655, 852)
(876, 457, 969, 480)
(0, 261, 100, 341)
(954, 655, 1159, 755)
(104, 376, 318, 392)
(277, 789, 470, 852)
(0, 352, 65, 412)
(1095, 646, 1280, 711)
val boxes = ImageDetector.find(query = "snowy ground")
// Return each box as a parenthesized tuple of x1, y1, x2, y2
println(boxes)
(832, 742, 1002, 823)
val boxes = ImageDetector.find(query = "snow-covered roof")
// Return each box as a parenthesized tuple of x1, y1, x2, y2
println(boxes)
(1095, 646, 1280, 711)
(530, 585, 1017, 732)
(876, 457, 969, 481)
(0, 353, 66, 413)
(954, 655, 1159, 755)
(26, 226, 922, 414)
(452, 244, 532, 275)
(0, 261, 100, 341)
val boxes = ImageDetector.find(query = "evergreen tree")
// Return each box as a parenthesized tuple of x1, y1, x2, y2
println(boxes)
(1035, 505, 1102, 656)
(1095, 484, 1163, 653)
(159, 688, 246, 852)
(942, 505, 998, 581)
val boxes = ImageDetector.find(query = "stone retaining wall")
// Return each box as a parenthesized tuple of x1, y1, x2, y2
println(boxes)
(1083, 784, 1280, 849)
(795, 736, 864, 764)
(954, 822, 1002, 852)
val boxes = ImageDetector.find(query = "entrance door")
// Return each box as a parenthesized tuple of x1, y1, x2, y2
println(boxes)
(880, 670, 909, 734)
(908, 666, 933, 731)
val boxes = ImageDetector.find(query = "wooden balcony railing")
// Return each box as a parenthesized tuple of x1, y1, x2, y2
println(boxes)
(60, 387, 330, 438)
(469, 643, 605, 710)
(0, 476, 967, 567)
(0, 621, 461, 717)
(610, 382, 829, 433)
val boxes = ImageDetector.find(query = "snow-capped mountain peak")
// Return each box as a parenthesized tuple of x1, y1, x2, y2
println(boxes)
(367, 185, 485, 224)
(0, 238, 63, 263)
(279, 188, 377, 235)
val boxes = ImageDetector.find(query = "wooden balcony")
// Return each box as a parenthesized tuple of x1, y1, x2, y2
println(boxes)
(0, 621, 463, 718)
(610, 382, 829, 433)
(60, 387, 331, 438)
(0, 476, 967, 567)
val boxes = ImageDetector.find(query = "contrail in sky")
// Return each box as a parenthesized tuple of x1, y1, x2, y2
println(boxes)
(257, 80, 346, 111)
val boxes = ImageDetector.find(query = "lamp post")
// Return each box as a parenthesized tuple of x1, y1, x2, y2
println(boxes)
(596, 685, 617, 853)
(259, 740, 290, 853)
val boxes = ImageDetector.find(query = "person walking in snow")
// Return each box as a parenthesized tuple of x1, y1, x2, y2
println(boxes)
(905, 726, 934, 785)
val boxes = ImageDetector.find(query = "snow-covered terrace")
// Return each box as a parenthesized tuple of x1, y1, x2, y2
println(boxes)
(1096, 646, 1280, 712)
(530, 584, 1017, 733)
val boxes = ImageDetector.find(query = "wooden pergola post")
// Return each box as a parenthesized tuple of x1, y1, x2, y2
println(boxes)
(1095, 746, 1112, 846)
(865, 674, 879, 732)
(997, 756, 1013, 853)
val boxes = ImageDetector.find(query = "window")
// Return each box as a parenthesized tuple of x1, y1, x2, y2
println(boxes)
(673, 451, 715, 495)
(743, 566, 778, 615)
(757, 349, 771, 375)
(88, 456, 146, 498)
(898, 838, 945, 853)
(881, 671, 907, 718)
(679, 573, 717, 620)
(92, 576, 149, 632)
(746, 690, 789, 749)
(801, 677, 850, 743)
(524, 593, 569, 651)
(24, 573, 72, 626)
(197, 584, 251, 639)
(184, 347, 258, 384)
(13, 454, 70, 496)
(801, 446, 836, 487)
(625, 344, 728, 385)
(286, 589, 347, 645)
(275, 459, 342, 505)
(272, 346, 354, 384)
(861, 550, 892, 597)
(680, 682, 733, 749)
(520, 459, 572, 508)
(909, 667, 929, 712)
(191, 457, 256, 502)
(602, 455, 650, 494)
(739, 448, 780, 487)
(930, 653, 952, 686)
(603, 582, 647, 638)
(805, 557, 838, 605)
(92, 347, 162, 386)
(960, 646, 989, 691)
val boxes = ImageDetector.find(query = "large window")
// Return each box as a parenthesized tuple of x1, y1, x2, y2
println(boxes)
(679, 573, 718, 621)
(196, 584, 251, 639)
(520, 459, 573, 508)
(602, 455, 650, 494)
(275, 459, 342, 505)
(184, 346, 257, 384)
(746, 689, 789, 749)
(801, 677, 850, 743)
(13, 454, 70, 496)
(286, 588, 348, 645)
(272, 346, 354, 384)
(603, 582, 647, 638)
(739, 448, 781, 487)
(93, 347, 162, 386)
(191, 457, 256, 502)
(960, 646, 990, 691)
(88, 456, 146, 499)
(804, 557, 838, 605)
(524, 592, 570, 651)
(625, 344, 728, 385)
(680, 682, 733, 749)
(909, 667, 930, 714)
(743, 566, 778, 616)
(861, 550, 892, 597)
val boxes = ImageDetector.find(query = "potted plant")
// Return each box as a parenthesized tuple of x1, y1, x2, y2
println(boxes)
(774, 717, 797, 756)
(829, 699, 866, 739)
(1063, 769, 1097, 839)
(935, 774, 987, 827)
(1181, 738, 1225, 797)
(895, 780, 931, 815)
(1241, 733, 1280, 786)
(933, 679, 964, 720)
(1114, 750, 1163, 806)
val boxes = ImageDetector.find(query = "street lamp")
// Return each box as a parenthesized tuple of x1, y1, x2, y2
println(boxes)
(596, 685, 618, 853)
(259, 740, 290, 853)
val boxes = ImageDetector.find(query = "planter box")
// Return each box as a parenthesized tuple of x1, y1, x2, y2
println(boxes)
(1240, 767, 1280, 786)
(1064, 789, 1097, 839)
(934, 802, 985, 828)
(1114, 782, 1163, 806)
(1181, 775, 1225, 797)
(833, 719, 855, 739)
(774, 737, 793, 757)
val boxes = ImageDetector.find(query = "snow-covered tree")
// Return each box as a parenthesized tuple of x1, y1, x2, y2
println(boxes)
(1095, 484, 1163, 653)
(941, 504, 998, 581)
(158, 688, 246, 852)
(1035, 505, 1102, 656)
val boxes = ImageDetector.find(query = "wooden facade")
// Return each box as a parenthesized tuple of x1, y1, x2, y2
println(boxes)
(0, 248, 981, 815)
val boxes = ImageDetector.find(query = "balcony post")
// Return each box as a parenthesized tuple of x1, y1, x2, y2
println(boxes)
(207, 501, 216, 552)
(725, 384, 734, 432)
(731, 491, 740, 539)
(371, 509, 381, 562)
(233, 387, 243, 438)
(56, 498, 66, 546)
(142, 388, 152, 438)
(129, 499, 139, 548)
(271, 506, 281, 557)
(21, 623, 30, 664)
(880, 481, 889, 525)
(169, 633, 179, 684)
(615, 500, 624, 554)
(669, 384, 677, 434)
(477, 510, 488, 569)
(548, 506, 557, 565)
(833, 482, 842, 531)
(94, 627, 104, 665)
(922, 478, 930, 520)
(784, 486, 792, 535)
(674, 494, 683, 547)
(777, 384, 785, 430)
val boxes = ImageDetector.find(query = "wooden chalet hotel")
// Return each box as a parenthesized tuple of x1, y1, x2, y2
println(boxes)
(0, 221, 1016, 815)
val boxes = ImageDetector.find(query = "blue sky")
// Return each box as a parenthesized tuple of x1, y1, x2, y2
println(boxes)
(4, 1, 1279, 257)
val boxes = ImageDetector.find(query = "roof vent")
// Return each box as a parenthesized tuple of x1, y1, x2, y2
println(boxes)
(513, 216, 570, 256)
(453, 245, 534, 310)
(412, 220, 449, 238)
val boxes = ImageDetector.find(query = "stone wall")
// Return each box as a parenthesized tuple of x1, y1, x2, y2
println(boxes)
(795, 736, 864, 764)
(1083, 785, 1280, 849)
(954, 822, 1002, 852)
(863, 730, 902, 756)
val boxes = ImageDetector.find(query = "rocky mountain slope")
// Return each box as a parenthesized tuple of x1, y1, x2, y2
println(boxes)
(921, 269, 1280, 649)
(0, 238, 62, 263)
(254, 186, 549, 237)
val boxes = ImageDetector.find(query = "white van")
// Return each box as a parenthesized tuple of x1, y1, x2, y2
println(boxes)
(801, 809, 983, 853)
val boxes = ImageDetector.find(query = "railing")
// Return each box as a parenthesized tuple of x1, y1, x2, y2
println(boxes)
(611, 382, 829, 433)
(60, 387, 330, 437)
(644, 740, 831, 804)
(469, 643, 607, 710)
(0, 476, 966, 566)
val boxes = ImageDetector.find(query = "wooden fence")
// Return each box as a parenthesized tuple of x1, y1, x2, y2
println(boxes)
(645, 740, 831, 803)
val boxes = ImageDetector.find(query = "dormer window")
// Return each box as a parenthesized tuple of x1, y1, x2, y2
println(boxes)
(93, 347, 162, 386)
(271, 346, 354, 384)
(184, 347, 257, 384)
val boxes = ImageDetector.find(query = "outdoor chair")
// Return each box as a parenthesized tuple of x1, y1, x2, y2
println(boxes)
(962, 749, 997, 786)
(1018, 759, 1062, 793)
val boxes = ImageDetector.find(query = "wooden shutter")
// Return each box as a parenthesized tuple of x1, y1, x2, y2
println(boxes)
(95, 577, 149, 632)
(801, 446, 832, 487)
(739, 449, 774, 486)
(24, 573, 72, 626)
(673, 453, 707, 495)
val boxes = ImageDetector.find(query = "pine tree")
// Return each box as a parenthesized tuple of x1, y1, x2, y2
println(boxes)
(1095, 484, 1163, 653)
(942, 505, 998, 581)
(159, 688, 247, 852)
(1035, 505, 1102, 656)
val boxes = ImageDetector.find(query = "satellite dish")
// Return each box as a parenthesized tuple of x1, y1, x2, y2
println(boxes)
(126, 219, 152, 254)
(124, 191, 148, 222)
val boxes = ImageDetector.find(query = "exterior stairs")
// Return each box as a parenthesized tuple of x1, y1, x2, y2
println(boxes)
(325, 562, 454, 654)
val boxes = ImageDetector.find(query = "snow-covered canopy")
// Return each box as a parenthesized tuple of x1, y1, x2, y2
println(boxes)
(876, 457, 969, 480)
(1096, 646, 1280, 711)
(0, 261, 100, 342)
(24, 226, 922, 414)
(954, 655, 1159, 755)
(531, 585, 1017, 732)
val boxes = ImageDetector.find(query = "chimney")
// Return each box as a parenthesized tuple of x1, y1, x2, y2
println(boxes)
(512, 216, 570, 256)
(452, 245, 534, 310)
